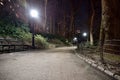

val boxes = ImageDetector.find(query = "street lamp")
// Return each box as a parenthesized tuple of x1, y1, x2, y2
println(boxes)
(30, 9, 39, 49)
(83, 32, 87, 37)
(30, 9, 39, 19)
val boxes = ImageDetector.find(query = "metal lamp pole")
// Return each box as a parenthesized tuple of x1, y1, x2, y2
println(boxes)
(30, 9, 39, 49)
(32, 23, 35, 48)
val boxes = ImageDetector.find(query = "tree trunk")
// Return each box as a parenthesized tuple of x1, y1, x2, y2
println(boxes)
(63, 14, 66, 37)
(69, 0, 82, 39)
(89, 0, 95, 45)
(44, 0, 47, 31)
(100, 0, 120, 60)
(69, 13, 74, 38)
(49, 16, 52, 33)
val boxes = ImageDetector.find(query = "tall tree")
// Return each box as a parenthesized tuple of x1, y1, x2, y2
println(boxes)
(100, 0, 120, 62)
(44, 0, 47, 31)
(89, 0, 95, 45)
(69, 0, 82, 38)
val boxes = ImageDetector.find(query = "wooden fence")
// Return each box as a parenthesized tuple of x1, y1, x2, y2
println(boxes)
(0, 39, 31, 53)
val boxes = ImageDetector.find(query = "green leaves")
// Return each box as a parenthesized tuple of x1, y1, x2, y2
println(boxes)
(0, 10, 30, 37)
(35, 34, 49, 48)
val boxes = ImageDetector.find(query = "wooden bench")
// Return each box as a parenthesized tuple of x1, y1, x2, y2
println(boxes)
(0, 39, 31, 53)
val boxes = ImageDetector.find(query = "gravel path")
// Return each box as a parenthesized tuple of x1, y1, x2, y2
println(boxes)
(0, 47, 116, 80)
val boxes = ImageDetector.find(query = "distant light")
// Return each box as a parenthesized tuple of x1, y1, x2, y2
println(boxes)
(83, 32, 87, 37)
(30, 9, 39, 18)
(12, 8, 15, 11)
(17, 4, 19, 7)
(73, 37, 77, 42)
(10, 5, 12, 8)
(0, 2, 3, 5)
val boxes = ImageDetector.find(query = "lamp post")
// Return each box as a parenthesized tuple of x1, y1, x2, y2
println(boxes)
(83, 32, 87, 37)
(30, 9, 39, 49)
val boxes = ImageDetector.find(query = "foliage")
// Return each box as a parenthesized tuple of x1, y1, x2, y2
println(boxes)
(48, 39, 64, 47)
(40, 33, 70, 46)
(0, 11, 29, 38)
(12, 25, 30, 38)
(84, 41, 98, 49)
(49, 39, 63, 44)
(0, 21, 15, 37)
(0, 14, 49, 48)
(0, 20, 29, 38)
(35, 34, 49, 48)
(0, 8, 51, 49)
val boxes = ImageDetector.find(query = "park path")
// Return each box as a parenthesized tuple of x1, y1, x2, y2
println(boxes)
(0, 47, 116, 80)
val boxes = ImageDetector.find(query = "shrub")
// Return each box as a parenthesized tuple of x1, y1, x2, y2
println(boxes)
(35, 35, 49, 48)
(40, 33, 70, 46)
(84, 41, 98, 49)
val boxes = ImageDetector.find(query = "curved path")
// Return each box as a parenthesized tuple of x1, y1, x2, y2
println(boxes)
(0, 47, 116, 80)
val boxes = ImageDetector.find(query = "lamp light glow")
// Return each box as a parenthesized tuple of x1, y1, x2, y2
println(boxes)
(30, 9, 39, 18)
(83, 32, 87, 37)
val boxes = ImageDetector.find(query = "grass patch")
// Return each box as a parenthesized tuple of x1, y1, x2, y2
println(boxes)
(104, 53, 120, 63)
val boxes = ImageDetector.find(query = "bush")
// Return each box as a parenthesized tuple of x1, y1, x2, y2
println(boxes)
(40, 33, 70, 46)
(17, 31, 49, 48)
(12, 27, 32, 44)
(35, 35, 49, 48)
(48, 39, 64, 47)
(0, 15, 50, 49)
(84, 41, 98, 49)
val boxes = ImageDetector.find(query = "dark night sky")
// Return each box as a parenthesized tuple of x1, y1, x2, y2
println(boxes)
(46, 0, 101, 39)
(47, 0, 92, 35)
(75, 0, 91, 33)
